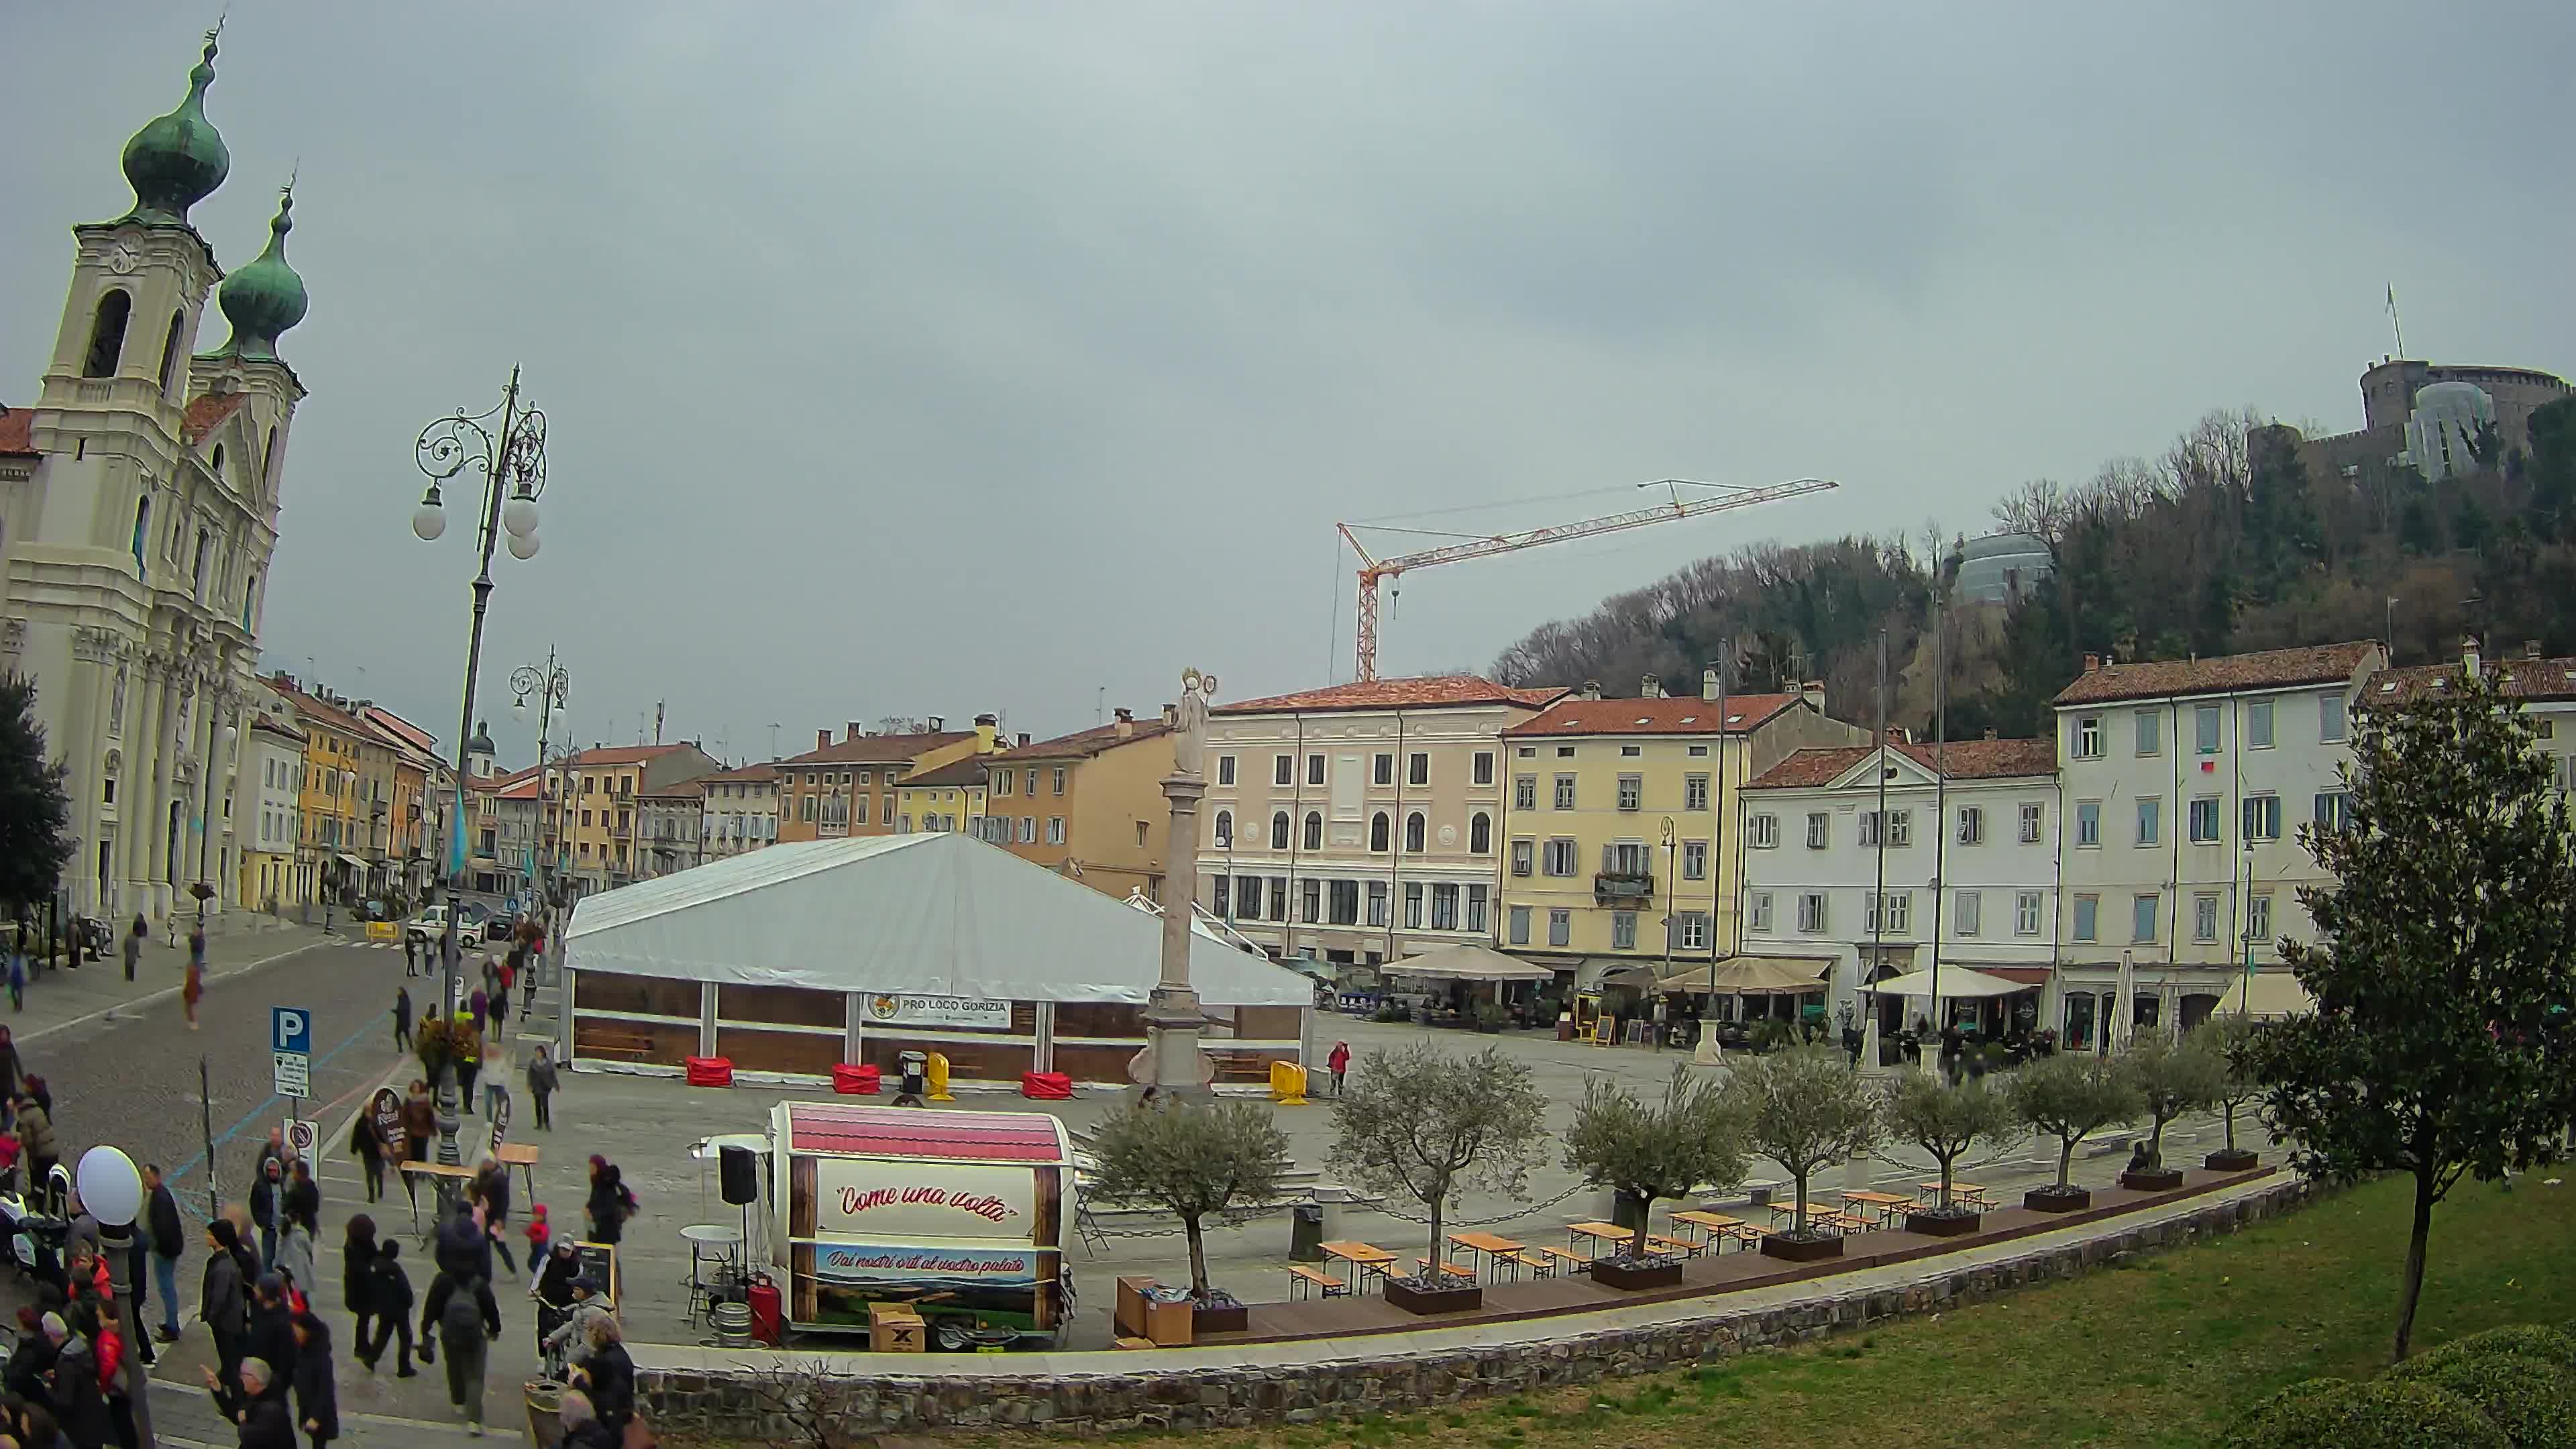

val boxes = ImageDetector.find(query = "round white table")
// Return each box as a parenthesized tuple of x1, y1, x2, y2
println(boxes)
(681, 1222, 746, 1316)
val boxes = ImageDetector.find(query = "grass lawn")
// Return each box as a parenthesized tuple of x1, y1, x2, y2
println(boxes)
(959, 1173, 2576, 1449)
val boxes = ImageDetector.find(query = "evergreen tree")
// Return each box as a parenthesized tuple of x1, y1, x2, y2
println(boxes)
(0, 674, 73, 918)
(2244, 665, 2576, 1362)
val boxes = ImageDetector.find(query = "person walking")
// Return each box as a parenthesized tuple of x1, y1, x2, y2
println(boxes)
(400, 1081, 434, 1165)
(341, 1217, 376, 1362)
(453, 1015, 482, 1117)
(246, 1275, 298, 1404)
(274, 1215, 317, 1313)
(476, 1163, 517, 1276)
(201, 1221, 252, 1391)
(1326, 1041, 1350, 1097)
(568, 1316, 635, 1444)
(123, 916, 145, 985)
(146, 1163, 183, 1343)
(403, 931, 419, 979)
(525, 1044, 558, 1131)
(420, 1269, 501, 1436)
(17, 1090, 57, 1187)
(288, 1311, 338, 1449)
(250, 1159, 284, 1270)
(182, 946, 204, 1032)
(6, 948, 22, 1015)
(347, 1112, 387, 1207)
(356, 1238, 417, 1377)
(0, 1024, 21, 1114)
(584, 1161, 633, 1246)
(392, 987, 413, 1055)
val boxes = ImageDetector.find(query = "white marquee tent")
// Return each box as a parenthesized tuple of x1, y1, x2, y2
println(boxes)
(564, 831, 1312, 1007)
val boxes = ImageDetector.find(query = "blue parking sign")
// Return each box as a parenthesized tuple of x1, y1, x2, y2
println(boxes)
(271, 1006, 311, 1055)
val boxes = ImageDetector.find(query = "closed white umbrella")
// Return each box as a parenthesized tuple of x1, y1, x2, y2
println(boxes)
(2114, 950, 2135, 1053)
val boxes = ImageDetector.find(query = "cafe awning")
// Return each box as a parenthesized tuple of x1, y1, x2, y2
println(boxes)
(1862, 965, 2027, 999)
(1387, 943, 1558, 983)
(333, 853, 366, 871)
(2216, 971, 2314, 1019)
(1656, 955, 1831, 996)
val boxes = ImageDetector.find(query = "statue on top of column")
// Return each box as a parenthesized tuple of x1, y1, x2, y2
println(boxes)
(1172, 667, 1218, 778)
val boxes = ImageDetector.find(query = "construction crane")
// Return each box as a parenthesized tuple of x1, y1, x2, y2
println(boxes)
(1337, 476, 1839, 682)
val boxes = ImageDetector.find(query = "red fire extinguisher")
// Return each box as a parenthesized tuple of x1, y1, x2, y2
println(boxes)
(747, 1273, 784, 1345)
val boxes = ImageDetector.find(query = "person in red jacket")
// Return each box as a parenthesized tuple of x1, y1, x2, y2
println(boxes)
(1326, 1041, 1351, 1097)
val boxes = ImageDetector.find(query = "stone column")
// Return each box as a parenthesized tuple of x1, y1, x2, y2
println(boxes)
(1142, 669, 1219, 1097)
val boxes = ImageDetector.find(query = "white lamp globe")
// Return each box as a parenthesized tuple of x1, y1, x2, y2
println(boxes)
(75, 1146, 142, 1228)
(506, 531, 541, 561)
(411, 500, 447, 542)
(502, 492, 540, 539)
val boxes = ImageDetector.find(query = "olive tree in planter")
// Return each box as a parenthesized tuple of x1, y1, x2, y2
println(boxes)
(2195, 1014, 2266, 1171)
(1328, 1042, 1548, 1314)
(1884, 1073, 2018, 1236)
(2118, 1032, 2227, 1191)
(1088, 1098, 1289, 1330)
(1562, 1065, 1750, 1289)
(2005, 1051, 2141, 1212)
(1723, 1046, 1882, 1262)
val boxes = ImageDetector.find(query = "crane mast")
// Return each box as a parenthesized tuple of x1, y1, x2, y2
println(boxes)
(1338, 476, 1839, 682)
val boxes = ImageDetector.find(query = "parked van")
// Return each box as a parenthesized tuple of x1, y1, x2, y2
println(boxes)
(766, 1100, 1073, 1349)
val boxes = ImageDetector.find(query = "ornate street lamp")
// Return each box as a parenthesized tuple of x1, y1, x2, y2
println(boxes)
(411, 367, 549, 1166)
(512, 650, 570, 962)
(77, 1146, 156, 1449)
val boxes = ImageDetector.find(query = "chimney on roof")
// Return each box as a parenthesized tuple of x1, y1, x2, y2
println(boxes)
(1640, 673, 1662, 698)
(1801, 680, 1826, 712)
(927, 715, 945, 732)
(2083, 653, 2101, 674)
(1580, 680, 1601, 701)
(2463, 633, 2482, 677)
(847, 721, 864, 741)
(2527, 639, 2543, 661)
(1702, 667, 1720, 703)
(816, 729, 830, 752)
(1114, 707, 1135, 739)
(1016, 732, 1031, 747)
(973, 712, 998, 753)
(1160, 702, 1177, 728)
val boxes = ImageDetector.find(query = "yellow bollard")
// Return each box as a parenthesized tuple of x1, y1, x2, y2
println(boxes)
(926, 1051, 955, 1102)
(1269, 1060, 1308, 1106)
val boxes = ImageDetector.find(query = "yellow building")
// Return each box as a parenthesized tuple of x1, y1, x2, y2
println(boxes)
(987, 708, 1176, 902)
(262, 676, 371, 904)
(774, 714, 998, 843)
(894, 757, 989, 834)
(1497, 673, 1862, 984)
(548, 742, 722, 898)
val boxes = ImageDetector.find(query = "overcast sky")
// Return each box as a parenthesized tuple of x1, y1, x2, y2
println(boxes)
(8, 3, 2570, 767)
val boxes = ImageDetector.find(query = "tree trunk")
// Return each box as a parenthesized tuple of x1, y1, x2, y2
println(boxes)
(1629, 1194, 1652, 1260)
(1938, 1155, 1955, 1210)
(2391, 1165, 2436, 1363)
(2057, 1138, 2076, 1189)
(2148, 1114, 2168, 1166)
(1184, 1216, 1210, 1299)
(2222, 1102, 2237, 1151)
(1792, 1173, 1809, 1235)
(1426, 1200, 1444, 1277)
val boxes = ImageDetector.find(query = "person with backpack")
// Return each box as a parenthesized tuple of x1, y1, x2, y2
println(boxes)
(356, 1239, 416, 1377)
(419, 1268, 501, 1436)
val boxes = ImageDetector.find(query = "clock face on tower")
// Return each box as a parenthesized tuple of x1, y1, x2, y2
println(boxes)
(105, 243, 139, 275)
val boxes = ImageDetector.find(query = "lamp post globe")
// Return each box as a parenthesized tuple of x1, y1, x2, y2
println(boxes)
(506, 530, 540, 561)
(502, 490, 539, 539)
(411, 486, 447, 542)
(75, 1146, 142, 1227)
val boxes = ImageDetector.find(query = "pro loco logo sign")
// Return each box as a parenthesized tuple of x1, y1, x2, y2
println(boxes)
(838, 1183, 1022, 1226)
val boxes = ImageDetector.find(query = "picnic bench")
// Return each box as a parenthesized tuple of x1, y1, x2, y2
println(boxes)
(1285, 1265, 1347, 1301)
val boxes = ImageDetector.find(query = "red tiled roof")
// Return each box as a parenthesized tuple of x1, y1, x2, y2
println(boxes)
(699, 761, 780, 783)
(264, 677, 366, 737)
(2370, 654, 2576, 705)
(565, 744, 690, 767)
(0, 408, 34, 458)
(181, 392, 249, 445)
(2053, 642, 2380, 706)
(775, 731, 972, 767)
(1215, 676, 1566, 715)
(902, 757, 989, 789)
(1504, 693, 1801, 737)
(494, 774, 542, 801)
(990, 718, 1172, 761)
(1746, 737, 2057, 790)
(248, 716, 305, 745)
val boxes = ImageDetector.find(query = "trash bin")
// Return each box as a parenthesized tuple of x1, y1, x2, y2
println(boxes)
(1290, 1201, 1325, 1262)
(1611, 1190, 1646, 1230)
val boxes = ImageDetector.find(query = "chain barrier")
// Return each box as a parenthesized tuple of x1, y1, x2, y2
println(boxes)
(1363, 1183, 1589, 1229)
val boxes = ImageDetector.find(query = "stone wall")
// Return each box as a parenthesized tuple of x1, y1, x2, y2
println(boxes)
(637, 1179, 2312, 1439)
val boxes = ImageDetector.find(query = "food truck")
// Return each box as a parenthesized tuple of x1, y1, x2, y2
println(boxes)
(768, 1100, 1074, 1350)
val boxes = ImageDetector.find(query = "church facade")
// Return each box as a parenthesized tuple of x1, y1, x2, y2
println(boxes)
(0, 30, 312, 922)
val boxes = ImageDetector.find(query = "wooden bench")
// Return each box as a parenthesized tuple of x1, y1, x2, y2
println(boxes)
(1645, 1234, 1704, 1259)
(1508, 1246, 1586, 1279)
(1413, 1256, 1479, 1284)
(1285, 1265, 1347, 1301)
(1816, 1211, 1873, 1236)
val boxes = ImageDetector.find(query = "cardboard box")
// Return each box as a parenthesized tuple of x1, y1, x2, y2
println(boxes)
(868, 1303, 926, 1353)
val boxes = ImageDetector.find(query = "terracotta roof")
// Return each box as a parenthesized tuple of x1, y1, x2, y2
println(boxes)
(0, 408, 34, 458)
(1504, 693, 1801, 737)
(263, 677, 366, 737)
(2370, 654, 2576, 706)
(247, 716, 305, 745)
(2052, 642, 2381, 706)
(181, 392, 248, 445)
(1215, 676, 1566, 716)
(1746, 737, 2057, 790)
(494, 774, 542, 801)
(638, 777, 708, 799)
(775, 731, 972, 767)
(902, 757, 989, 789)
(565, 743, 690, 767)
(699, 761, 780, 783)
(991, 718, 1172, 761)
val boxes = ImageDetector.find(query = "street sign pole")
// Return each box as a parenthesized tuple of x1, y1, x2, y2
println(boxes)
(199, 1056, 217, 1221)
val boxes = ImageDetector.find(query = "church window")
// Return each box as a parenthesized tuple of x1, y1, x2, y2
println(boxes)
(129, 497, 150, 575)
(211, 445, 225, 482)
(158, 311, 185, 394)
(262, 427, 278, 492)
(83, 290, 131, 378)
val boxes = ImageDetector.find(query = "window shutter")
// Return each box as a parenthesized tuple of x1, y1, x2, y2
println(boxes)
(1600, 843, 1615, 873)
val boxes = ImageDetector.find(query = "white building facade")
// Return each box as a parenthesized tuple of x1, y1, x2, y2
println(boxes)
(697, 763, 780, 861)
(2050, 642, 2383, 1047)
(1739, 738, 2061, 1032)
(1195, 676, 1564, 967)
(240, 714, 302, 911)
(0, 35, 309, 920)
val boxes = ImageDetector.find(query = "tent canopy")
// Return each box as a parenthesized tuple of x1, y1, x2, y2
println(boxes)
(563, 831, 1310, 1006)
(1657, 956, 1831, 996)
(2216, 971, 2315, 1019)
(1862, 965, 2027, 999)
(1387, 943, 1556, 983)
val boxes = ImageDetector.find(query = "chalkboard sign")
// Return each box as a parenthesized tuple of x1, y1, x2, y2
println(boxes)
(572, 1240, 619, 1306)
(370, 1087, 402, 1150)
(488, 1091, 512, 1155)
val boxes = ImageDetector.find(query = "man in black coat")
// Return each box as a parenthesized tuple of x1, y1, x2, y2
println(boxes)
(357, 1239, 417, 1377)
(147, 1162, 185, 1343)
(244, 1275, 298, 1403)
(203, 1356, 297, 1449)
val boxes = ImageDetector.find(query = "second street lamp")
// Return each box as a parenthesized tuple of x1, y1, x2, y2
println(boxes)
(410, 366, 550, 1167)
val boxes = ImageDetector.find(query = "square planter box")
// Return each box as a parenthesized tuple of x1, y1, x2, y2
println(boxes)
(1760, 1232, 1845, 1264)
(2204, 1148, 2260, 1172)
(2119, 1167, 2186, 1192)
(1191, 1299, 1249, 1335)
(1904, 1208, 1982, 1238)
(2024, 1186, 2092, 1213)
(1382, 1276, 1483, 1316)
(1589, 1256, 1684, 1291)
